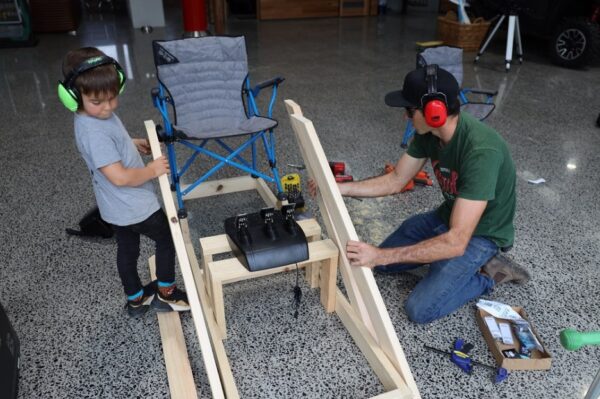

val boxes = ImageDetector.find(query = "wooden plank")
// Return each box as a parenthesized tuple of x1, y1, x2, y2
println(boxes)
(145, 120, 226, 399)
(284, 100, 374, 333)
(199, 218, 322, 326)
(149, 256, 198, 399)
(320, 255, 338, 312)
(254, 177, 278, 207)
(208, 238, 338, 338)
(336, 290, 410, 394)
(370, 388, 414, 399)
(181, 176, 259, 201)
(317, 191, 375, 336)
(183, 228, 241, 399)
(284, 100, 420, 398)
(210, 239, 338, 284)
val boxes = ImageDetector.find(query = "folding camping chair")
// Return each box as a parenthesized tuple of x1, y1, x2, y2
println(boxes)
(151, 36, 285, 218)
(401, 46, 498, 147)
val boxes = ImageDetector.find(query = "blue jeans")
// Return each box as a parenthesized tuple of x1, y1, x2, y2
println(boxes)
(375, 210, 497, 324)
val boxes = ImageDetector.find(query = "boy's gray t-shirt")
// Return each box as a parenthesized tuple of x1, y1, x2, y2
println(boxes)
(74, 113, 160, 226)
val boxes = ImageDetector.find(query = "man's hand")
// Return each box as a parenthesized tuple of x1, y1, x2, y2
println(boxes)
(346, 240, 382, 268)
(309, 177, 346, 198)
(148, 155, 170, 178)
(308, 178, 318, 198)
(133, 138, 151, 155)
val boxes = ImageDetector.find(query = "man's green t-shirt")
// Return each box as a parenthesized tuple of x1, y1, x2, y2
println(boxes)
(406, 112, 516, 247)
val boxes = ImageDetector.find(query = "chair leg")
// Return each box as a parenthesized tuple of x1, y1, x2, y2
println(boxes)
(166, 141, 188, 218)
(401, 120, 415, 149)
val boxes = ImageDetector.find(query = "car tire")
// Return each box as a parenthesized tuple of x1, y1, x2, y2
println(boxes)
(549, 17, 600, 68)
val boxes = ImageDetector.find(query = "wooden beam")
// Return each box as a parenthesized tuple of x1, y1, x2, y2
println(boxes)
(145, 120, 225, 399)
(210, 239, 338, 284)
(283, 100, 421, 399)
(254, 177, 279, 207)
(149, 256, 198, 399)
(180, 176, 261, 201)
(284, 100, 374, 333)
(183, 226, 241, 399)
(370, 388, 415, 399)
(207, 238, 339, 337)
(336, 290, 409, 394)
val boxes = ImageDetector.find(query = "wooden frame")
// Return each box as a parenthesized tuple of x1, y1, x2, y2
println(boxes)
(284, 100, 420, 398)
(145, 112, 420, 398)
(200, 218, 339, 339)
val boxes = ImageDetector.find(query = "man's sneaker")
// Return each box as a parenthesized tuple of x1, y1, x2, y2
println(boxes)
(151, 285, 190, 312)
(125, 282, 157, 317)
(482, 254, 531, 285)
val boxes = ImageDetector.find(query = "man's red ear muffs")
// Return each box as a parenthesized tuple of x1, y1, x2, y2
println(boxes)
(424, 98, 447, 127)
(422, 64, 448, 128)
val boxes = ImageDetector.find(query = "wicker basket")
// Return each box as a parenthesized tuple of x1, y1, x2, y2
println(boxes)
(436, 16, 490, 52)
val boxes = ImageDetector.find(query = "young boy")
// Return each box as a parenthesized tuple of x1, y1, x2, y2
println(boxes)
(60, 47, 190, 317)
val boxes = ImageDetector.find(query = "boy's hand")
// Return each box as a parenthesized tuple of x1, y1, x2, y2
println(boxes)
(148, 155, 170, 178)
(133, 138, 151, 155)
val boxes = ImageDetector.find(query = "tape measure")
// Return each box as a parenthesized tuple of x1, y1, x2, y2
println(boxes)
(281, 173, 305, 211)
(281, 173, 301, 193)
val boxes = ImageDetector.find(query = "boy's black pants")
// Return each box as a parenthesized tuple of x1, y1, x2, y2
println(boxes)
(113, 209, 175, 297)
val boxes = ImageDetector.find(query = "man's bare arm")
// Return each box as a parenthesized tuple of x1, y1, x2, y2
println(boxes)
(346, 198, 488, 267)
(339, 153, 426, 198)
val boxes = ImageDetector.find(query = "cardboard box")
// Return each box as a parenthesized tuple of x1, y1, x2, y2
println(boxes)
(476, 306, 552, 371)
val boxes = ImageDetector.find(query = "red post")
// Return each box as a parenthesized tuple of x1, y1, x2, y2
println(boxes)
(182, 0, 207, 34)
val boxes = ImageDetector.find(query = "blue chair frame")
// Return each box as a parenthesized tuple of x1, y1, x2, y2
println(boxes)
(152, 76, 285, 219)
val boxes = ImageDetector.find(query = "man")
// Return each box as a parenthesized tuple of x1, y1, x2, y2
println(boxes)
(340, 65, 529, 323)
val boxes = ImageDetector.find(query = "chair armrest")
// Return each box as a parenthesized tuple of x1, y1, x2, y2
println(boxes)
(462, 88, 498, 96)
(250, 76, 285, 97)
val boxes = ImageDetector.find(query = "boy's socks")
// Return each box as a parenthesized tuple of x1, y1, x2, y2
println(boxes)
(152, 283, 190, 312)
(125, 283, 156, 317)
(157, 281, 175, 298)
(128, 289, 144, 302)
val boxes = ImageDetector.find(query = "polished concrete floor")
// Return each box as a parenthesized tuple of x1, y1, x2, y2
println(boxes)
(1, 2, 599, 398)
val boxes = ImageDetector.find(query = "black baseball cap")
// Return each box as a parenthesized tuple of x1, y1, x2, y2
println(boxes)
(384, 66, 460, 109)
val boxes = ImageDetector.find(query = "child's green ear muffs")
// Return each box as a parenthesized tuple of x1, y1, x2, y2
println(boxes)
(57, 82, 80, 112)
(58, 55, 126, 112)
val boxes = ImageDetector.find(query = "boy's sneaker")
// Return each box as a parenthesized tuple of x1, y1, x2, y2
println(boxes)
(151, 285, 190, 312)
(482, 254, 531, 285)
(125, 282, 157, 317)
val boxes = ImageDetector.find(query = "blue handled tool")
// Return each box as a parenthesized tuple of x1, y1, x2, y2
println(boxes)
(424, 339, 509, 383)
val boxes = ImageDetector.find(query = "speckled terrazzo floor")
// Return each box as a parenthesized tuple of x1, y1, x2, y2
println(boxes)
(0, 2, 599, 398)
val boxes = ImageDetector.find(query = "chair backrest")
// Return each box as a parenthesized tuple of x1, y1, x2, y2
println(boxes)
(417, 46, 463, 87)
(153, 36, 249, 134)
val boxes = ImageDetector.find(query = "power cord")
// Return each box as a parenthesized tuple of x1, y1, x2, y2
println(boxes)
(293, 263, 302, 319)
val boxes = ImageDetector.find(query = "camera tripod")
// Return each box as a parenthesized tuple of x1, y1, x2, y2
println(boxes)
(474, 14, 523, 72)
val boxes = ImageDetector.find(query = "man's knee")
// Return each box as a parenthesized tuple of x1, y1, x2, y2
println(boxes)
(404, 295, 438, 324)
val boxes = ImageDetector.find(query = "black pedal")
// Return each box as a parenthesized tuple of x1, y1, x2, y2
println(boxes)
(281, 203, 297, 235)
(225, 207, 309, 272)
(260, 207, 277, 240)
(0, 302, 19, 399)
(235, 213, 251, 245)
